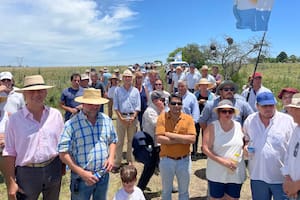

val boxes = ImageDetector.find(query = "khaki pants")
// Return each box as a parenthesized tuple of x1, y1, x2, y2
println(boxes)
(115, 117, 138, 167)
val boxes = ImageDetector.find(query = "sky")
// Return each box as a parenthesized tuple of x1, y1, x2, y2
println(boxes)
(0, 0, 299, 67)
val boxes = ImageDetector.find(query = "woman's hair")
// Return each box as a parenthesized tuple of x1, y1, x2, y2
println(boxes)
(120, 165, 137, 183)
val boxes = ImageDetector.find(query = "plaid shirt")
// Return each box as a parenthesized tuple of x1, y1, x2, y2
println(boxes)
(58, 111, 118, 172)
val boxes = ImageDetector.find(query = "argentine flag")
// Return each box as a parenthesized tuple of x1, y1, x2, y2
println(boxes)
(233, 0, 274, 31)
(174, 51, 182, 62)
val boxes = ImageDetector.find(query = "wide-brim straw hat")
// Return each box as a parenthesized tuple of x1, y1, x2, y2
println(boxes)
(285, 93, 300, 109)
(213, 99, 240, 115)
(195, 78, 214, 90)
(75, 88, 109, 105)
(109, 74, 119, 81)
(15, 75, 53, 92)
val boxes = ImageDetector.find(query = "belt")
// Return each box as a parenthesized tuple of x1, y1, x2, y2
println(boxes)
(121, 112, 134, 115)
(25, 157, 56, 168)
(166, 154, 189, 160)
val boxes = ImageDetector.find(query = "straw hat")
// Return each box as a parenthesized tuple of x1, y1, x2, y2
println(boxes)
(195, 78, 214, 90)
(75, 88, 109, 105)
(15, 75, 53, 92)
(109, 74, 119, 81)
(285, 93, 300, 109)
(213, 99, 239, 115)
(122, 69, 133, 77)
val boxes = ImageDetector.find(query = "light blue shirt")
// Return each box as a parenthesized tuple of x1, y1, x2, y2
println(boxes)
(199, 97, 254, 125)
(184, 71, 201, 89)
(58, 111, 118, 172)
(181, 91, 200, 123)
(241, 86, 271, 112)
(113, 86, 141, 113)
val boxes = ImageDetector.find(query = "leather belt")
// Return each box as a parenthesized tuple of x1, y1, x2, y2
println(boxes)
(121, 112, 134, 115)
(25, 157, 56, 168)
(166, 154, 189, 160)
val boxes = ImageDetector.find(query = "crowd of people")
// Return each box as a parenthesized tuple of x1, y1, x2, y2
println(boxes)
(0, 63, 299, 200)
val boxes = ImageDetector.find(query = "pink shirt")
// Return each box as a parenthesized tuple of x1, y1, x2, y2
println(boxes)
(3, 106, 64, 167)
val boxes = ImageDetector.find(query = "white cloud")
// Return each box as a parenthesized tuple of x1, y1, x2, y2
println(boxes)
(0, 0, 138, 66)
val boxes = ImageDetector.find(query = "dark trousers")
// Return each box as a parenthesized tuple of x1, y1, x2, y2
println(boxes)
(192, 123, 201, 154)
(137, 147, 160, 191)
(16, 157, 62, 200)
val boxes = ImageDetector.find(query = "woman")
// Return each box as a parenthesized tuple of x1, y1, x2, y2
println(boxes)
(149, 79, 170, 108)
(192, 78, 215, 159)
(277, 87, 299, 114)
(134, 71, 149, 130)
(202, 99, 246, 200)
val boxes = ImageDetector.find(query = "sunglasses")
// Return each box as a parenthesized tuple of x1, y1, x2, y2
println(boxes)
(222, 87, 235, 92)
(294, 142, 299, 157)
(219, 109, 234, 114)
(155, 83, 162, 86)
(170, 101, 183, 106)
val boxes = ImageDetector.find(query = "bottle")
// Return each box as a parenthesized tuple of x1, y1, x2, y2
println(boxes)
(228, 152, 241, 173)
(247, 140, 255, 160)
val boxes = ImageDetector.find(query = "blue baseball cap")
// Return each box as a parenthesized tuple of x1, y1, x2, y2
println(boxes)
(256, 92, 277, 106)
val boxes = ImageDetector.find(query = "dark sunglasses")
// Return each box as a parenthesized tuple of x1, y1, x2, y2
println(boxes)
(170, 101, 182, 106)
(219, 109, 234, 114)
(294, 142, 299, 157)
(155, 83, 162, 86)
(222, 87, 235, 92)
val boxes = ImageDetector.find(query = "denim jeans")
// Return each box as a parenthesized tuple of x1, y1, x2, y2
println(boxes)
(159, 156, 191, 200)
(251, 180, 288, 200)
(70, 172, 109, 200)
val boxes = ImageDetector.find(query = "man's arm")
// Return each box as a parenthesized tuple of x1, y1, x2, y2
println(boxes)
(59, 101, 79, 114)
(3, 156, 19, 200)
(59, 152, 98, 186)
(104, 143, 116, 172)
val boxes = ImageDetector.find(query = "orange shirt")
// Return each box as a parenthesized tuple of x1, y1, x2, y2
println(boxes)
(156, 112, 196, 158)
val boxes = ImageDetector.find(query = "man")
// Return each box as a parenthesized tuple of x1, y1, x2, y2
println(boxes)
(58, 88, 117, 200)
(143, 70, 158, 93)
(210, 65, 223, 93)
(199, 65, 216, 88)
(171, 66, 185, 93)
(200, 80, 254, 131)
(281, 93, 300, 199)
(102, 67, 112, 90)
(166, 64, 175, 93)
(80, 74, 90, 88)
(241, 72, 271, 112)
(156, 93, 196, 200)
(243, 92, 295, 200)
(60, 73, 84, 121)
(137, 91, 165, 192)
(0, 71, 25, 113)
(277, 87, 299, 113)
(89, 71, 106, 112)
(3, 75, 64, 200)
(184, 63, 201, 93)
(113, 69, 141, 172)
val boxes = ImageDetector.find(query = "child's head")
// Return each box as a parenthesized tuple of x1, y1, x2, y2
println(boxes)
(120, 165, 137, 193)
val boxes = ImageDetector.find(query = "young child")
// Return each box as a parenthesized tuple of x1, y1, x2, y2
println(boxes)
(113, 165, 145, 200)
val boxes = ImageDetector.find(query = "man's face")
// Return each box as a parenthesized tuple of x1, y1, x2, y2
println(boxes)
(71, 76, 80, 88)
(90, 74, 98, 83)
(220, 85, 235, 99)
(169, 97, 182, 115)
(24, 89, 47, 106)
(253, 76, 262, 88)
(80, 80, 89, 88)
(178, 82, 187, 96)
(0, 79, 13, 90)
(201, 69, 208, 76)
(82, 103, 101, 118)
(281, 92, 294, 106)
(122, 76, 133, 85)
(288, 107, 300, 124)
(257, 104, 276, 119)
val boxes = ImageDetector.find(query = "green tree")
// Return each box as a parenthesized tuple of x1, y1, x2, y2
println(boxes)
(276, 51, 288, 62)
(289, 55, 297, 63)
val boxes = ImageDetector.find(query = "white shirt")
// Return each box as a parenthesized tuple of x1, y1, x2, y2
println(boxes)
(241, 86, 271, 112)
(172, 73, 185, 88)
(108, 85, 117, 99)
(281, 126, 300, 181)
(0, 89, 25, 114)
(206, 120, 246, 184)
(113, 186, 145, 200)
(184, 71, 201, 89)
(243, 111, 295, 184)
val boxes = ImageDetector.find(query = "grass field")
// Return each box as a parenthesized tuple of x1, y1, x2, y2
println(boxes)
(0, 62, 299, 199)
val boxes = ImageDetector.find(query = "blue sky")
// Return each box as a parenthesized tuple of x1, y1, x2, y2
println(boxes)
(0, 0, 299, 67)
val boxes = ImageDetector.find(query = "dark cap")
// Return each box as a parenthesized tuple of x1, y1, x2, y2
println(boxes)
(257, 92, 277, 106)
(278, 87, 299, 99)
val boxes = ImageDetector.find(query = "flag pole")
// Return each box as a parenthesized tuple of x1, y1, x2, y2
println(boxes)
(246, 31, 267, 102)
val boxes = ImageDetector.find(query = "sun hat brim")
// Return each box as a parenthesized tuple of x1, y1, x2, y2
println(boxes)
(213, 104, 240, 115)
(15, 85, 54, 92)
(75, 96, 109, 105)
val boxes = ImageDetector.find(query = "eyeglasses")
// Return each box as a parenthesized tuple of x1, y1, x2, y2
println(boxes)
(219, 109, 234, 114)
(170, 101, 182, 106)
(222, 87, 235, 92)
(294, 142, 299, 157)
(155, 83, 162, 86)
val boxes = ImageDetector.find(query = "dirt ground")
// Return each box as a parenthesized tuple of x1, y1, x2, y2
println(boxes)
(107, 155, 252, 200)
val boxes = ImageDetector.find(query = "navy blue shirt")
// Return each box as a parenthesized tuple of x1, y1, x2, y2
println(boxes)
(60, 87, 84, 121)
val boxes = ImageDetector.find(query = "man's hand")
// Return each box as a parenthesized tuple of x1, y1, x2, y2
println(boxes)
(7, 181, 21, 200)
(80, 170, 99, 186)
